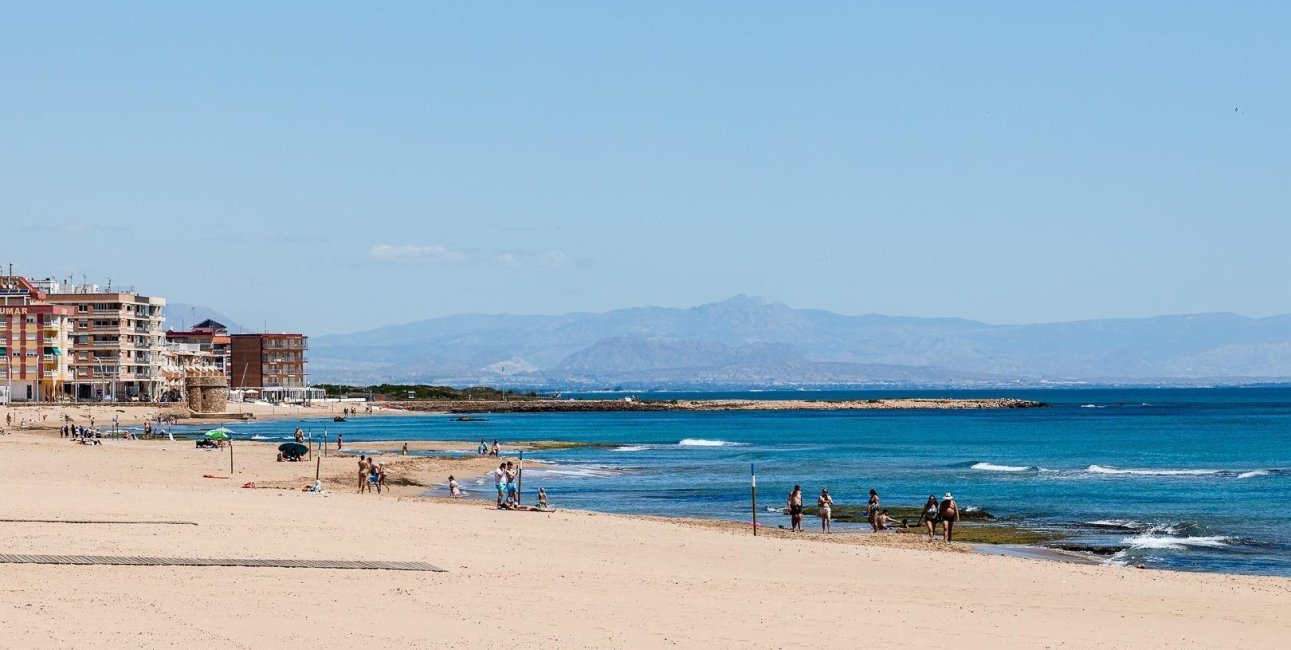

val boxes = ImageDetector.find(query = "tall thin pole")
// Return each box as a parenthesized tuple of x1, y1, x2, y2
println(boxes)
(517, 451, 524, 505)
(229, 439, 234, 475)
(751, 463, 758, 537)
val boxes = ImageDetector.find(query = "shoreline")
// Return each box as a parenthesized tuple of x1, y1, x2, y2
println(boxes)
(395, 396, 1046, 413)
(2, 430, 1289, 647)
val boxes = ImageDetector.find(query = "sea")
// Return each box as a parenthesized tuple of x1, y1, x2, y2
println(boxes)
(182, 387, 1291, 577)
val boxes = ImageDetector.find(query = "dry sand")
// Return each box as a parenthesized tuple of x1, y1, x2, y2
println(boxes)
(1, 431, 1288, 648)
(0, 400, 415, 431)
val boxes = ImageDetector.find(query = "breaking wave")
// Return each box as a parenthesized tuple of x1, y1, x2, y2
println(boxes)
(677, 439, 745, 447)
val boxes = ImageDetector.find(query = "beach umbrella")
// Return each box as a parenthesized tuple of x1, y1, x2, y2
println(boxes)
(204, 427, 234, 439)
(278, 442, 309, 456)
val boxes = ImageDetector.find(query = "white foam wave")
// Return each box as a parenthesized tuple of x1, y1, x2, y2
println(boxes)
(677, 439, 745, 447)
(543, 468, 619, 478)
(1080, 404, 1105, 409)
(971, 462, 1033, 472)
(250, 435, 273, 440)
(1087, 519, 1145, 530)
(1237, 470, 1271, 479)
(1123, 534, 1230, 550)
(1086, 465, 1220, 477)
(614, 445, 650, 452)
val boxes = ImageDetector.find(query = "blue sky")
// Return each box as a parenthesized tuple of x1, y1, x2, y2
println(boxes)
(2, 2, 1287, 334)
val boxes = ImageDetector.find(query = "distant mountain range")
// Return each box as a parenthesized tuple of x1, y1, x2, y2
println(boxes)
(289, 295, 1291, 388)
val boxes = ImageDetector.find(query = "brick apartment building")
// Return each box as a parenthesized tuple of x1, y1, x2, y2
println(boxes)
(38, 282, 166, 401)
(229, 333, 309, 391)
(1, 276, 75, 402)
(166, 319, 232, 382)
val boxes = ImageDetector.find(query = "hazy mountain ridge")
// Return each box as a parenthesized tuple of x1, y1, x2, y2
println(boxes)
(298, 296, 1291, 386)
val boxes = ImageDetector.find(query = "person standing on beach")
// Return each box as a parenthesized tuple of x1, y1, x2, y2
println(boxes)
(449, 475, 461, 498)
(938, 492, 960, 542)
(505, 461, 518, 506)
(787, 485, 804, 532)
(294, 427, 304, 444)
(920, 495, 940, 541)
(358, 456, 370, 493)
(867, 489, 881, 532)
(817, 488, 833, 533)
(337, 433, 343, 450)
(495, 463, 507, 507)
(490, 440, 499, 457)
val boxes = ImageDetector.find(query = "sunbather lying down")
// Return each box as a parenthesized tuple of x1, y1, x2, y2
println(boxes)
(498, 503, 556, 512)
(76, 438, 102, 445)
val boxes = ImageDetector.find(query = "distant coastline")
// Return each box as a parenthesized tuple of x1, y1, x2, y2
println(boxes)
(395, 396, 1045, 413)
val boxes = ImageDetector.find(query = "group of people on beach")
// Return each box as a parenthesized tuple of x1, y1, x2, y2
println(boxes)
(786, 486, 960, 540)
(357, 455, 386, 494)
(490, 461, 549, 510)
(477, 438, 499, 457)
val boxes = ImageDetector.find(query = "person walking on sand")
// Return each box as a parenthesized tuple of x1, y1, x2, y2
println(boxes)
(938, 492, 960, 541)
(920, 495, 940, 541)
(358, 456, 370, 493)
(787, 485, 804, 532)
(817, 488, 834, 533)
(336, 433, 343, 450)
(867, 489, 881, 532)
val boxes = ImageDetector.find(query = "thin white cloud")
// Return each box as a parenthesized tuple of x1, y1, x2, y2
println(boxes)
(492, 250, 572, 268)
(368, 244, 467, 263)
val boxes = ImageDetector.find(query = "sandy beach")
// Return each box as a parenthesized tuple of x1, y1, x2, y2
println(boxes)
(1, 430, 1288, 648)
(0, 400, 414, 432)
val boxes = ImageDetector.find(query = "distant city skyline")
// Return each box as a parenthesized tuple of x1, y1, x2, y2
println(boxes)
(3, 3, 1289, 334)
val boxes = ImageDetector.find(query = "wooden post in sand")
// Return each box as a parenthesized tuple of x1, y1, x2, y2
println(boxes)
(229, 439, 234, 475)
(751, 464, 758, 537)
(316, 455, 321, 481)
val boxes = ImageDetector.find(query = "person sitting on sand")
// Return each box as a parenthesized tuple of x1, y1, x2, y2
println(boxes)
(867, 489, 880, 532)
(920, 495, 940, 541)
(495, 463, 508, 507)
(358, 456, 370, 493)
(787, 485, 804, 532)
(876, 509, 894, 531)
(449, 475, 461, 498)
(817, 488, 833, 533)
(938, 492, 960, 542)
(537, 487, 549, 509)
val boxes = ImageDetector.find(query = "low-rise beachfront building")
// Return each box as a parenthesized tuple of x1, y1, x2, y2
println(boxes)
(166, 319, 231, 383)
(0, 276, 75, 402)
(230, 332, 319, 402)
(38, 281, 166, 402)
(160, 341, 220, 400)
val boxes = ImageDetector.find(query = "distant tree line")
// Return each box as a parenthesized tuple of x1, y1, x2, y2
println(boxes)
(315, 383, 540, 401)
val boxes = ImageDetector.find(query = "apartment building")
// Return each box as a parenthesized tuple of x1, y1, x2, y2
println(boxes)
(39, 282, 167, 401)
(166, 319, 232, 382)
(0, 276, 75, 402)
(229, 333, 309, 391)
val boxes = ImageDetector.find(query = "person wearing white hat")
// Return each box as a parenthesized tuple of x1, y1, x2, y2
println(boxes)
(937, 492, 960, 541)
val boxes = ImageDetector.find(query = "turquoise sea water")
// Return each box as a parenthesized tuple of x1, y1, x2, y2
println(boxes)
(201, 388, 1291, 577)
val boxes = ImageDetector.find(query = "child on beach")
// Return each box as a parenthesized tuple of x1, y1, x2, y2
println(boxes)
(817, 488, 833, 533)
(449, 475, 461, 498)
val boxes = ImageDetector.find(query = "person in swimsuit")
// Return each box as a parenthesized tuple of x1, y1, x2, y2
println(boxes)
(876, 509, 893, 531)
(358, 456, 370, 493)
(787, 485, 804, 532)
(938, 492, 960, 542)
(449, 475, 461, 497)
(401, 442, 408, 456)
(336, 433, 343, 450)
(920, 495, 940, 541)
(495, 463, 507, 507)
(867, 489, 880, 532)
(537, 487, 549, 509)
(505, 462, 518, 506)
(490, 440, 500, 457)
(817, 488, 833, 533)
(368, 463, 382, 494)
